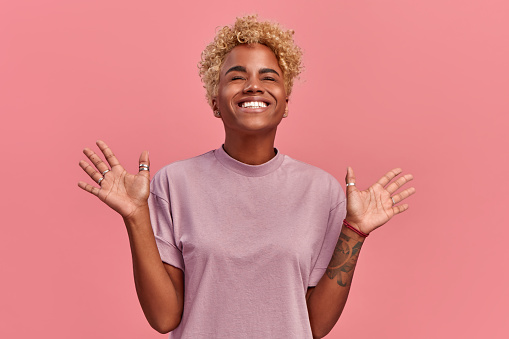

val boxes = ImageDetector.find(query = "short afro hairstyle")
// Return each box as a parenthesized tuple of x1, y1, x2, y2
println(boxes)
(199, 15, 303, 108)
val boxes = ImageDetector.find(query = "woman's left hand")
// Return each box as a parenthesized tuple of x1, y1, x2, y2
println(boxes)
(344, 167, 416, 235)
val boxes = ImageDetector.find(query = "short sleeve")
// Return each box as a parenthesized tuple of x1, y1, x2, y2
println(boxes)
(148, 171, 185, 272)
(308, 177, 346, 287)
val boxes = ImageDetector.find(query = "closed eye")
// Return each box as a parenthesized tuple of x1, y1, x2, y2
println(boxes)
(231, 76, 245, 80)
(263, 77, 276, 81)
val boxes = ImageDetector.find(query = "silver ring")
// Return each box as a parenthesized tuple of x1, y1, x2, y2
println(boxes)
(391, 197, 396, 205)
(98, 177, 104, 185)
(102, 169, 110, 176)
(139, 167, 149, 171)
(139, 164, 149, 168)
(346, 183, 355, 186)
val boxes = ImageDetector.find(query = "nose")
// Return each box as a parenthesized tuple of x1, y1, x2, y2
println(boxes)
(243, 77, 264, 94)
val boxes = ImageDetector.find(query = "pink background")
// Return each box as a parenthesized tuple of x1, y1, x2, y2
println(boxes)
(1, 0, 508, 338)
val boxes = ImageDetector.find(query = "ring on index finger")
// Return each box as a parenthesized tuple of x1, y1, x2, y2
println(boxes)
(346, 182, 355, 186)
(139, 164, 149, 171)
(391, 197, 396, 205)
(102, 169, 110, 176)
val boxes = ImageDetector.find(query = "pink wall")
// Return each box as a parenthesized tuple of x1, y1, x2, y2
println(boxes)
(1, 0, 508, 338)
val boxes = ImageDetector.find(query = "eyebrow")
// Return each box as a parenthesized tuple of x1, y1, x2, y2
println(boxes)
(259, 68, 280, 76)
(225, 66, 280, 77)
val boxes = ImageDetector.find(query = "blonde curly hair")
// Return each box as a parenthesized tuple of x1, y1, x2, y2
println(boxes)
(199, 15, 303, 108)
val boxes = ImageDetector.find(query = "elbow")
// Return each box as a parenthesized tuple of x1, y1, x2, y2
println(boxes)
(154, 326, 171, 335)
(140, 297, 183, 334)
(149, 316, 181, 334)
(154, 327, 172, 335)
(310, 319, 333, 339)
(311, 330, 325, 339)
(311, 327, 331, 339)
(151, 322, 178, 334)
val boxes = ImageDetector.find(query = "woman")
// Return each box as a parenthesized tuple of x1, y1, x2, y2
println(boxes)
(78, 15, 415, 338)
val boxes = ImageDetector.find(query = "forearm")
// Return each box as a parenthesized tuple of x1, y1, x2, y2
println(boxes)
(307, 226, 366, 338)
(124, 206, 182, 333)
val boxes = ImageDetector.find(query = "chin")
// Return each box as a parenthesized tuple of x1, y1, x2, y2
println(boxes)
(232, 123, 279, 135)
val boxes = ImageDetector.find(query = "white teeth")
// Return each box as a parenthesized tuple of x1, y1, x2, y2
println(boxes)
(241, 101, 268, 108)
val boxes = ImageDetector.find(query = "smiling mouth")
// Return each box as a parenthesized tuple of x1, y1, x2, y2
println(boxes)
(238, 101, 269, 108)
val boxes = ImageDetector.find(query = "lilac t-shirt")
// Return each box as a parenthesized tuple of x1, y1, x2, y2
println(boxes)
(148, 146, 346, 338)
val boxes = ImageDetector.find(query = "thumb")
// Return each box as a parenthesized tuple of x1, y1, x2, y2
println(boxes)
(345, 166, 357, 194)
(138, 150, 150, 178)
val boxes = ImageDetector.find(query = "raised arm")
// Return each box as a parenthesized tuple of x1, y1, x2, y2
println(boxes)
(307, 167, 415, 338)
(78, 140, 184, 333)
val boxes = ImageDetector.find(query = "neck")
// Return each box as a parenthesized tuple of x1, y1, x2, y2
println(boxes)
(223, 131, 277, 165)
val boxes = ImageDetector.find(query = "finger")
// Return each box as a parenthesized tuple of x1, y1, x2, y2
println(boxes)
(376, 168, 402, 187)
(386, 174, 414, 194)
(390, 187, 416, 204)
(83, 147, 110, 174)
(138, 150, 150, 178)
(79, 160, 103, 185)
(392, 203, 409, 215)
(96, 140, 121, 168)
(345, 166, 357, 192)
(78, 181, 100, 196)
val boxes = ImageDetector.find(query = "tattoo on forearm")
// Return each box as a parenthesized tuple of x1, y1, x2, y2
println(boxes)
(326, 232, 363, 287)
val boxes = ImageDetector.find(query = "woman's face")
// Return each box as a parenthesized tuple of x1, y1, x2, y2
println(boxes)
(212, 43, 288, 136)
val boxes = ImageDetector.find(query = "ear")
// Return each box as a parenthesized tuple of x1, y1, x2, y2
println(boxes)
(211, 97, 221, 118)
(211, 97, 218, 111)
(283, 97, 289, 118)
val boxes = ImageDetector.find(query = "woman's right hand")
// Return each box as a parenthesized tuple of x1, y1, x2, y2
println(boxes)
(78, 140, 151, 220)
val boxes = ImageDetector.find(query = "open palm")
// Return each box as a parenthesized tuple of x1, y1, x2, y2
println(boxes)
(345, 167, 415, 235)
(78, 140, 150, 219)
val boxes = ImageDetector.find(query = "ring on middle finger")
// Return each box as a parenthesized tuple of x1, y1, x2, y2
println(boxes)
(102, 169, 110, 176)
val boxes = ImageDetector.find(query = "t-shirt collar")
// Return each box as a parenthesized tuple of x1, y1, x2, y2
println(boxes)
(214, 145, 284, 177)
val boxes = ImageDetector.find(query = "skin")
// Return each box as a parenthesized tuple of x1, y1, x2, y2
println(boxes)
(78, 142, 183, 333)
(307, 167, 415, 338)
(212, 43, 288, 165)
(78, 43, 416, 338)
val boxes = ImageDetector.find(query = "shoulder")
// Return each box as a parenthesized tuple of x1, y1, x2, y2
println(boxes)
(156, 150, 215, 176)
(282, 155, 340, 185)
(281, 155, 345, 207)
(150, 150, 216, 194)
